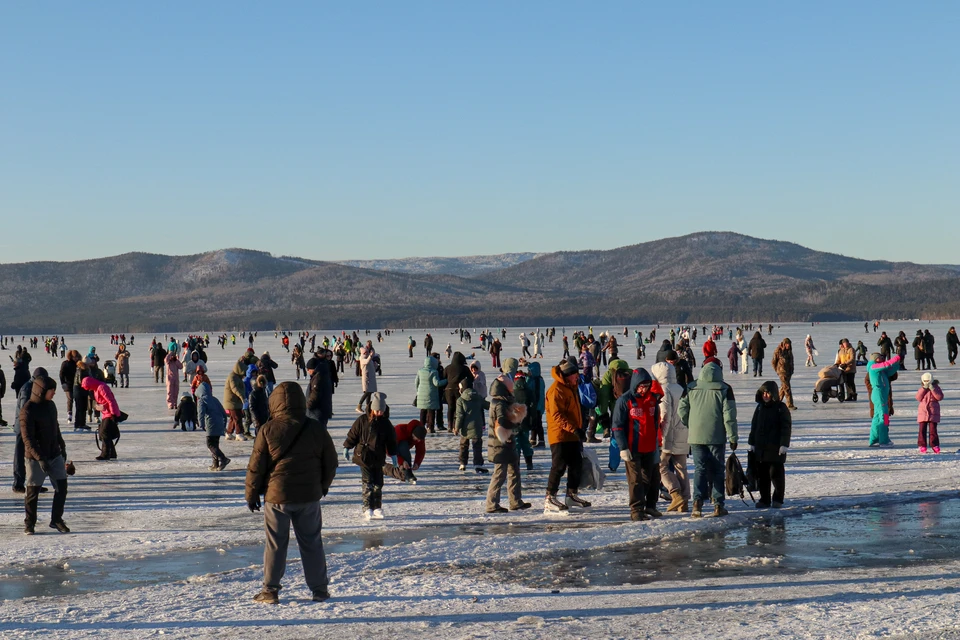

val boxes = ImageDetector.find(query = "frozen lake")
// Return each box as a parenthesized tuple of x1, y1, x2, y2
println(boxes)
(2, 320, 960, 638)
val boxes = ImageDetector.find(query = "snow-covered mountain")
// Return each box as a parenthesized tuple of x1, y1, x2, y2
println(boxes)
(337, 253, 544, 277)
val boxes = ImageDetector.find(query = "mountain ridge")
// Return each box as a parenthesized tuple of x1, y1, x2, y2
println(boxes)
(2, 234, 959, 332)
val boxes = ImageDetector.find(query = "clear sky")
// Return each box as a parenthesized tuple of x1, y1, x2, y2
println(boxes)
(1, 2, 957, 264)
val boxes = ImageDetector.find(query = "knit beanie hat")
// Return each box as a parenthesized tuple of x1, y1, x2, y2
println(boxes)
(370, 392, 388, 413)
(921, 372, 933, 388)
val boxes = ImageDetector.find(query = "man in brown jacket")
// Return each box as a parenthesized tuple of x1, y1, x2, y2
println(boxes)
(245, 381, 338, 604)
(771, 338, 797, 410)
(544, 358, 589, 513)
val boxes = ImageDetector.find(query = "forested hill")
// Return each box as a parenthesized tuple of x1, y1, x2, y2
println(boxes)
(2, 235, 958, 332)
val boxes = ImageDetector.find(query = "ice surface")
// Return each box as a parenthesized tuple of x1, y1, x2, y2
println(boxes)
(2, 321, 960, 638)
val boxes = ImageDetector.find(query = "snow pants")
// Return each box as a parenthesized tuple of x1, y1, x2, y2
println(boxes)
(918, 422, 940, 449)
(360, 465, 384, 510)
(624, 451, 659, 516)
(659, 451, 690, 500)
(869, 406, 891, 446)
(546, 441, 582, 496)
(486, 442, 523, 509)
(755, 459, 785, 504)
(459, 437, 484, 467)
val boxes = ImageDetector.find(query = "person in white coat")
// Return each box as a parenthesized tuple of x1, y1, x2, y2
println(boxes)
(651, 361, 689, 512)
(737, 333, 749, 375)
(356, 347, 378, 413)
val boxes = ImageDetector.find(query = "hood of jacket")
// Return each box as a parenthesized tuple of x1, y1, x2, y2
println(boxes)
(245, 364, 258, 380)
(196, 380, 212, 401)
(490, 377, 512, 399)
(422, 356, 437, 370)
(29, 376, 57, 403)
(697, 361, 725, 385)
(450, 352, 467, 367)
(755, 380, 780, 403)
(650, 361, 677, 387)
(459, 387, 478, 402)
(81, 376, 104, 394)
(622, 368, 664, 401)
(600, 359, 631, 386)
(232, 359, 247, 376)
(527, 361, 541, 377)
(268, 381, 306, 421)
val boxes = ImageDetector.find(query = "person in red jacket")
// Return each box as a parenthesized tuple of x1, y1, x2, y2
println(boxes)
(612, 368, 664, 521)
(702, 339, 721, 368)
(384, 420, 426, 484)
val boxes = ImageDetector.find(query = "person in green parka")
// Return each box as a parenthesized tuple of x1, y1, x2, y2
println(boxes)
(414, 356, 446, 434)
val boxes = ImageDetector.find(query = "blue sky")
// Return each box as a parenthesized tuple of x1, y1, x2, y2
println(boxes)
(1, 2, 957, 264)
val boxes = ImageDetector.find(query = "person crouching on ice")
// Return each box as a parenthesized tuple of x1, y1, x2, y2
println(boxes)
(81, 376, 124, 461)
(384, 420, 426, 484)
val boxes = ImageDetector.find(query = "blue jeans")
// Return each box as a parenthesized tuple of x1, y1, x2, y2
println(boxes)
(752, 358, 762, 375)
(691, 444, 725, 507)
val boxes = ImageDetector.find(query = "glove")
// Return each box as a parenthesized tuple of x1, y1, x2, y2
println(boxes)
(619, 450, 633, 462)
(247, 495, 261, 512)
(779, 446, 788, 455)
(748, 445, 755, 452)
(39, 459, 51, 474)
(343, 448, 352, 461)
(729, 442, 737, 451)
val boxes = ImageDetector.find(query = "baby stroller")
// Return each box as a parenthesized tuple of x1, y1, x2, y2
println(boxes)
(103, 360, 118, 387)
(813, 365, 846, 403)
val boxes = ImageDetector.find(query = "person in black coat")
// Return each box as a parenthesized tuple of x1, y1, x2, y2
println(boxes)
(0, 364, 6, 427)
(249, 375, 270, 432)
(923, 330, 937, 370)
(305, 357, 333, 428)
(655, 339, 674, 364)
(443, 352, 474, 433)
(748, 380, 792, 508)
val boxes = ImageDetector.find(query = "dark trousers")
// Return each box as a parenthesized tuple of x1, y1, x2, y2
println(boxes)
(13, 430, 25, 489)
(842, 371, 857, 399)
(99, 417, 118, 458)
(752, 358, 763, 375)
(360, 466, 384, 510)
(459, 437, 484, 466)
(529, 410, 544, 445)
(949, 347, 958, 365)
(25, 480, 67, 526)
(73, 386, 87, 428)
(624, 451, 659, 514)
(755, 459, 785, 504)
(546, 441, 583, 495)
(419, 409, 436, 433)
(918, 422, 940, 449)
(358, 391, 373, 411)
(207, 436, 227, 465)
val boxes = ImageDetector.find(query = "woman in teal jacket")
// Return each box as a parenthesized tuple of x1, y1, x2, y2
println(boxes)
(414, 356, 446, 434)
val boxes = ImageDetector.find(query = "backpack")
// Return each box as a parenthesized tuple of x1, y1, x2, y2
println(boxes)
(578, 374, 597, 409)
(411, 340, 417, 348)
(725, 452, 755, 505)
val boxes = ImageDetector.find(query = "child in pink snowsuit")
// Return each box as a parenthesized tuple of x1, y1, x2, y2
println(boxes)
(916, 372, 944, 453)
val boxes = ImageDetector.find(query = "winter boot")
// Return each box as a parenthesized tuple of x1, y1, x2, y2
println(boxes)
(691, 499, 704, 518)
(458, 464, 466, 472)
(525, 455, 533, 471)
(253, 589, 279, 604)
(644, 506, 663, 518)
(219, 456, 231, 471)
(544, 494, 569, 513)
(666, 490, 685, 512)
(475, 466, 489, 474)
(713, 504, 729, 517)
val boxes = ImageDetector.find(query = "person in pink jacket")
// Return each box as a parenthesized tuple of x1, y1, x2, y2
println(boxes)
(81, 377, 123, 460)
(165, 352, 183, 410)
(916, 372, 944, 453)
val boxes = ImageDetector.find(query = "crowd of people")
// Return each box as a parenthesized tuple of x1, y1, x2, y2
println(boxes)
(2, 322, 953, 603)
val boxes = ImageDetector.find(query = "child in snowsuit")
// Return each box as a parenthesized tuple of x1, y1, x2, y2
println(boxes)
(748, 380, 792, 508)
(916, 372, 944, 453)
(343, 392, 397, 520)
(197, 382, 229, 470)
(174, 392, 198, 431)
(455, 378, 489, 473)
